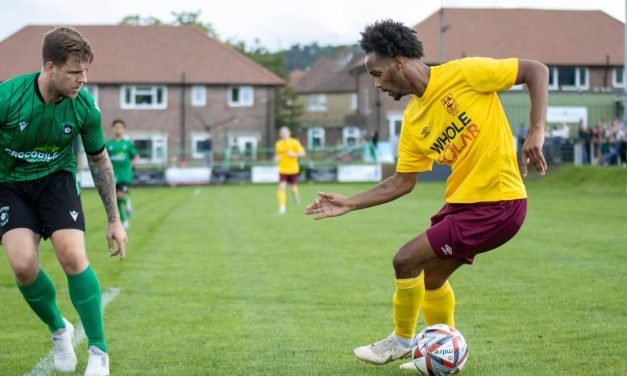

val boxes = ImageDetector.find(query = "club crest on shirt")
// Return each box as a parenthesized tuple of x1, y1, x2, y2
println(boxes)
(62, 122, 74, 135)
(441, 93, 459, 116)
(0, 206, 9, 226)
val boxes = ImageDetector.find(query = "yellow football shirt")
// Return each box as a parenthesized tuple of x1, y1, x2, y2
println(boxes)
(396, 57, 527, 203)
(276, 137, 304, 174)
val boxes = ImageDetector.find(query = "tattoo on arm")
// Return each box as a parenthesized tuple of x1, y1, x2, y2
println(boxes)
(87, 149, 119, 223)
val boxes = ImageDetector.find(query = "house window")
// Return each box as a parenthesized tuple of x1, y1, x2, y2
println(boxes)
(191, 132, 212, 159)
(120, 85, 167, 109)
(612, 67, 624, 88)
(228, 86, 254, 107)
(548, 67, 558, 90)
(388, 114, 403, 139)
(351, 93, 358, 111)
(308, 94, 327, 111)
(307, 127, 325, 148)
(342, 126, 360, 146)
(554, 67, 588, 91)
(128, 132, 167, 165)
(83, 84, 98, 104)
(191, 85, 206, 107)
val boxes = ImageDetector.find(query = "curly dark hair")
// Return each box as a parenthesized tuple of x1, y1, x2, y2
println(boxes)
(359, 19, 423, 59)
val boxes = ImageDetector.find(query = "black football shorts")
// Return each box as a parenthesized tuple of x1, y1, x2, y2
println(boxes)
(0, 170, 85, 240)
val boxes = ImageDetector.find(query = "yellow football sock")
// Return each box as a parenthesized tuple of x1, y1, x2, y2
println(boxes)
(291, 186, 300, 200)
(277, 189, 286, 206)
(393, 272, 425, 339)
(422, 280, 456, 327)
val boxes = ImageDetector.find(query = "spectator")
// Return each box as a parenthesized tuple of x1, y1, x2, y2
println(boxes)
(201, 128, 213, 168)
(578, 120, 591, 165)
(592, 121, 603, 165)
(516, 123, 528, 153)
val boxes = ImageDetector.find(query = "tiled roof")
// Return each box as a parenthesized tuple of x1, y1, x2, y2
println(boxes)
(293, 53, 363, 94)
(0, 25, 285, 85)
(414, 8, 624, 65)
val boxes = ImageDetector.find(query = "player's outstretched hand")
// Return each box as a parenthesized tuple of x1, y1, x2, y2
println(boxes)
(106, 221, 127, 261)
(521, 129, 547, 177)
(305, 192, 351, 220)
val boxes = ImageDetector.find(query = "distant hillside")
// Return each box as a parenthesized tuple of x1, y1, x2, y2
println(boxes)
(282, 43, 361, 72)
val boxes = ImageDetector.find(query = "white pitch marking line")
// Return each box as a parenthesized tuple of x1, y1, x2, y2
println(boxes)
(25, 287, 121, 376)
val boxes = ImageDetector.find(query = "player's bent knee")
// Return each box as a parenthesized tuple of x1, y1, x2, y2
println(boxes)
(392, 251, 420, 278)
(13, 262, 39, 285)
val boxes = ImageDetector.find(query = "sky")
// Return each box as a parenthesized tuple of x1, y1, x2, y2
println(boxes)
(0, 0, 624, 51)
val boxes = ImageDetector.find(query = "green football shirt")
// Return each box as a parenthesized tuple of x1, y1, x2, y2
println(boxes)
(106, 138, 137, 184)
(0, 72, 104, 182)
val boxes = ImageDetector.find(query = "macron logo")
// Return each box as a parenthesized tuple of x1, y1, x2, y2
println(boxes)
(69, 210, 79, 221)
(19, 121, 28, 131)
(441, 244, 453, 255)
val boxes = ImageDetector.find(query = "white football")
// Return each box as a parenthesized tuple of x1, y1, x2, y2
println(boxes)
(403, 324, 468, 375)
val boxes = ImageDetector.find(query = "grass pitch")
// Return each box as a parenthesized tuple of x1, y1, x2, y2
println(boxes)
(0, 166, 625, 375)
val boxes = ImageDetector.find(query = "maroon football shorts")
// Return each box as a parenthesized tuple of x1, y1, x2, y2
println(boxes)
(426, 199, 527, 264)
(279, 173, 299, 185)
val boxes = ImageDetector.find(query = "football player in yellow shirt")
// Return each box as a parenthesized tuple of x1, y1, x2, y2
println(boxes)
(305, 19, 548, 369)
(275, 127, 306, 214)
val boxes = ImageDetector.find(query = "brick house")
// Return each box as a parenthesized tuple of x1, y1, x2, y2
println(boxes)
(291, 52, 365, 149)
(351, 8, 625, 144)
(0, 25, 285, 166)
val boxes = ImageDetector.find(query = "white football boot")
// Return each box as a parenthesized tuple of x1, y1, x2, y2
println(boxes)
(278, 205, 286, 215)
(84, 346, 109, 376)
(52, 318, 77, 372)
(353, 334, 412, 365)
(399, 361, 421, 371)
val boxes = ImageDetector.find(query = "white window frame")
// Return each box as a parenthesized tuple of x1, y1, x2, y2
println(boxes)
(227, 85, 254, 107)
(127, 132, 168, 165)
(307, 94, 327, 112)
(557, 67, 589, 91)
(191, 132, 209, 159)
(120, 85, 167, 110)
(612, 67, 624, 88)
(307, 127, 325, 148)
(83, 84, 98, 104)
(548, 67, 559, 90)
(191, 85, 207, 107)
(387, 113, 403, 140)
(342, 126, 360, 146)
(350, 93, 358, 111)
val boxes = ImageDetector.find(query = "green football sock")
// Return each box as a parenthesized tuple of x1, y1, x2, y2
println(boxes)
(67, 266, 107, 352)
(17, 269, 65, 333)
(117, 198, 127, 222)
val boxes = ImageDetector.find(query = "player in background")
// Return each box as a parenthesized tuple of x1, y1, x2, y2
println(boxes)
(106, 119, 138, 229)
(305, 20, 548, 369)
(0, 27, 127, 376)
(275, 126, 306, 214)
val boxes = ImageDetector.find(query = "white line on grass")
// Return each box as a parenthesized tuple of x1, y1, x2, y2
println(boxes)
(25, 287, 121, 376)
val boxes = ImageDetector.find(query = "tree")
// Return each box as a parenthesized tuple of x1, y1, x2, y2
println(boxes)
(228, 39, 287, 79)
(171, 11, 217, 37)
(275, 87, 304, 132)
(120, 10, 217, 37)
(119, 15, 162, 25)
(228, 40, 303, 131)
